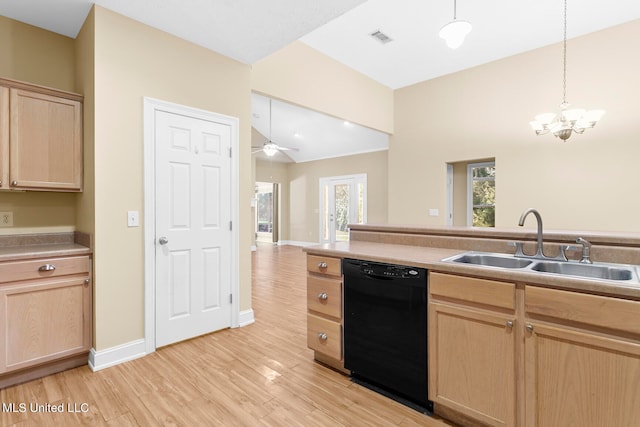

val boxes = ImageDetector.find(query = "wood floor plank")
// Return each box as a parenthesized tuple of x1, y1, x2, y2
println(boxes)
(1, 245, 452, 426)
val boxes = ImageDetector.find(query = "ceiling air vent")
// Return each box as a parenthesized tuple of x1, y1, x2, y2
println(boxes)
(369, 30, 393, 44)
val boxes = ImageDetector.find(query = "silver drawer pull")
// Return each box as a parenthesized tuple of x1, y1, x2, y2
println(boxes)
(526, 324, 534, 333)
(506, 320, 514, 329)
(38, 264, 56, 272)
(317, 292, 328, 301)
(317, 332, 328, 341)
(318, 262, 328, 269)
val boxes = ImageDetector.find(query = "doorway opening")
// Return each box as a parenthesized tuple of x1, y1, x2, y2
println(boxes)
(255, 181, 280, 245)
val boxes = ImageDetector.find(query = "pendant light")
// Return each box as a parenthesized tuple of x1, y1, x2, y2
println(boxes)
(439, 0, 472, 49)
(529, 0, 605, 141)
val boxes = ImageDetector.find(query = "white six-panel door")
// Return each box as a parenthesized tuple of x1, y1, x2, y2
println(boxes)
(154, 110, 232, 347)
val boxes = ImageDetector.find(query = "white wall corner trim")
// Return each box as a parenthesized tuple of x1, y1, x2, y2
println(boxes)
(88, 339, 147, 372)
(238, 309, 255, 327)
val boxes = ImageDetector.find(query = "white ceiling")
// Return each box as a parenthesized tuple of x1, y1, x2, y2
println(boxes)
(0, 0, 366, 64)
(251, 93, 388, 163)
(3, 0, 639, 162)
(301, 0, 640, 89)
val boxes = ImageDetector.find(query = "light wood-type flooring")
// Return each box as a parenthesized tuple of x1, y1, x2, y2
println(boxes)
(1, 245, 453, 426)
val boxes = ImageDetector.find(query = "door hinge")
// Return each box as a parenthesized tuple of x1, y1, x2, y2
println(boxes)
(229, 221, 233, 231)
(229, 294, 233, 304)
(229, 147, 232, 158)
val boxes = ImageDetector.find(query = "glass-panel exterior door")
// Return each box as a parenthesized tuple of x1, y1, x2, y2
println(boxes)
(255, 182, 274, 243)
(320, 174, 367, 244)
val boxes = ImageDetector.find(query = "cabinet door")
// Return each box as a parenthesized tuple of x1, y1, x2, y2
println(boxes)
(0, 276, 91, 373)
(429, 302, 516, 426)
(9, 89, 82, 191)
(525, 323, 640, 427)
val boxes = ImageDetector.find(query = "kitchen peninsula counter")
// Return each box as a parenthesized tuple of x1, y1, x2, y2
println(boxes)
(304, 224, 640, 299)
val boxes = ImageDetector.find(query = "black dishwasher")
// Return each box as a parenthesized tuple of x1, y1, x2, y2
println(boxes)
(343, 258, 432, 412)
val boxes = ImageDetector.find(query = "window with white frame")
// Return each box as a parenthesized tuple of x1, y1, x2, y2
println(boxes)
(467, 162, 495, 227)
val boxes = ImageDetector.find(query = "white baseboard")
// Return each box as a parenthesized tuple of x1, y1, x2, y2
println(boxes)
(239, 309, 255, 327)
(88, 339, 147, 372)
(277, 240, 317, 247)
(89, 311, 254, 371)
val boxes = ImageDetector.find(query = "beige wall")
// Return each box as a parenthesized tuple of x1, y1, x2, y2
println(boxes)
(252, 41, 394, 135)
(90, 7, 252, 350)
(390, 20, 640, 233)
(0, 16, 78, 234)
(286, 150, 388, 244)
(0, 15, 76, 91)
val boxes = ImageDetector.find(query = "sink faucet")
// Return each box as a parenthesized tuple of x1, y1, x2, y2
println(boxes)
(518, 208, 545, 259)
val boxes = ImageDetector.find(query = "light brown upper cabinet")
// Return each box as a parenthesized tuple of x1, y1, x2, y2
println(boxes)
(0, 78, 83, 192)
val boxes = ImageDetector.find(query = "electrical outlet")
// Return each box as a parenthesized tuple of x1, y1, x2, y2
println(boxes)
(0, 211, 14, 227)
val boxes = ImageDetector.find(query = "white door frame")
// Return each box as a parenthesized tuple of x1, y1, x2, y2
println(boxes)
(143, 97, 240, 355)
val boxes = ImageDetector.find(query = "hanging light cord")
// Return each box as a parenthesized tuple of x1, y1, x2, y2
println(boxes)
(562, 0, 567, 105)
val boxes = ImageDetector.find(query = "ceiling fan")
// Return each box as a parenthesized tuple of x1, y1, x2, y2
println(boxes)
(252, 98, 299, 157)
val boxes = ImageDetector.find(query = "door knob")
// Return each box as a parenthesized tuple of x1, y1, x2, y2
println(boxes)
(158, 236, 169, 245)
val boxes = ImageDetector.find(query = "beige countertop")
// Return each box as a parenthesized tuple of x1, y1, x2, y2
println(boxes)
(0, 232, 92, 262)
(304, 240, 640, 300)
(0, 243, 92, 262)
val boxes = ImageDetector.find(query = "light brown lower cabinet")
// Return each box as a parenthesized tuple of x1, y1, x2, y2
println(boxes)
(306, 254, 345, 372)
(429, 272, 517, 426)
(0, 255, 92, 387)
(524, 285, 640, 427)
(430, 272, 640, 427)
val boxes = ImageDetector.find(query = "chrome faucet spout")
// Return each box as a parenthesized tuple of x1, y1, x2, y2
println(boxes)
(518, 208, 545, 259)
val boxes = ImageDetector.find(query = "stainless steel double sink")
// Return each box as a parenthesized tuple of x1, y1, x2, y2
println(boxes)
(443, 252, 640, 284)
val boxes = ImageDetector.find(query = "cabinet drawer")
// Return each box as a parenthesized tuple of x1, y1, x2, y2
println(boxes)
(307, 255, 341, 277)
(0, 256, 90, 284)
(429, 272, 515, 310)
(307, 275, 342, 319)
(307, 313, 342, 360)
(525, 286, 640, 335)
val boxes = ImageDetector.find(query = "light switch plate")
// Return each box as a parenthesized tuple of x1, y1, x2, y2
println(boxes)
(127, 211, 139, 227)
(429, 208, 439, 217)
(0, 211, 13, 227)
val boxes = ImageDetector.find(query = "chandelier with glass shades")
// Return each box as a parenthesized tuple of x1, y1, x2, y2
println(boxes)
(529, 0, 605, 141)
(439, 0, 472, 49)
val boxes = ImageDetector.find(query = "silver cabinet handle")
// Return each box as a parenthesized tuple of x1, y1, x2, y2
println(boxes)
(11, 180, 17, 186)
(84, 279, 90, 286)
(38, 264, 56, 272)
(526, 324, 534, 333)
(506, 320, 514, 329)
(317, 292, 328, 301)
(158, 236, 169, 245)
(317, 332, 328, 341)
(318, 262, 328, 269)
